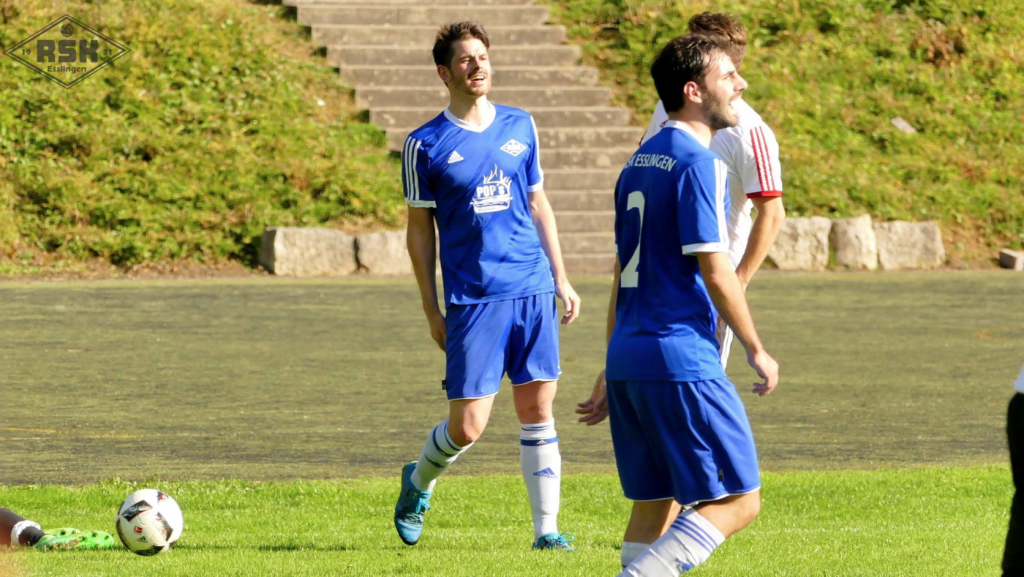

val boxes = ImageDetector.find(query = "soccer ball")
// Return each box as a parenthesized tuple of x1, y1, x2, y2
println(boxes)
(115, 489, 184, 556)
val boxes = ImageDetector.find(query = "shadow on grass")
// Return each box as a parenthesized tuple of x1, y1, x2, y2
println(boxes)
(173, 543, 357, 552)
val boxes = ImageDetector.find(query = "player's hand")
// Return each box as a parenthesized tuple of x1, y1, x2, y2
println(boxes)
(746, 349, 779, 396)
(575, 370, 608, 426)
(556, 281, 581, 325)
(426, 310, 446, 352)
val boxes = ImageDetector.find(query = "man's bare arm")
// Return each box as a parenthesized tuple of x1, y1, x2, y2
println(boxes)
(698, 251, 779, 396)
(734, 196, 785, 288)
(407, 206, 446, 351)
(529, 188, 581, 324)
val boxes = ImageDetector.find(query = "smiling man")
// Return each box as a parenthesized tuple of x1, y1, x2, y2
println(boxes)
(392, 21, 580, 551)
(583, 35, 779, 576)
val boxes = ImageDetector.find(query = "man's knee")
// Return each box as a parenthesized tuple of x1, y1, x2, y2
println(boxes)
(735, 492, 761, 527)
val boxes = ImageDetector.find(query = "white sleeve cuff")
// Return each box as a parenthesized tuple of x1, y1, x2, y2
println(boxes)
(527, 180, 544, 193)
(682, 242, 729, 255)
(405, 199, 437, 208)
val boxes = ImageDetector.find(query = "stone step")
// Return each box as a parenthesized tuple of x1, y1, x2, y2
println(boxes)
(314, 25, 565, 47)
(558, 232, 615, 254)
(329, 45, 578, 67)
(356, 86, 610, 109)
(299, 5, 550, 27)
(371, 107, 631, 130)
(387, 126, 638, 151)
(342, 65, 598, 88)
(544, 147, 632, 169)
(289, 0, 531, 5)
(563, 253, 615, 274)
(553, 210, 615, 233)
(544, 169, 619, 191)
(545, 190, 614, 211)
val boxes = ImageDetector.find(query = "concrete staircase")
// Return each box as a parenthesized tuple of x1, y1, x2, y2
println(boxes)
(286, 0, 635, 273)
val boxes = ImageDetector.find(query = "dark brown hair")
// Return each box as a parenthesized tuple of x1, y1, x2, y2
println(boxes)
(688, 12, 747, 64)
(650, 35, 725, 113)
(432, 21, 490, 67)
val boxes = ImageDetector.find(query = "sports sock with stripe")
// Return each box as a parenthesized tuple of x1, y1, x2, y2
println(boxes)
(520, 420, 561, 538)
(410, 420, 470, 492)
(620, 509, 725, 576)
(621, 541, 649, 568)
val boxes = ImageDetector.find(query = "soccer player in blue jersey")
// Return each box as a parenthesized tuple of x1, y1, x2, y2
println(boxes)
(392, 21, 580, 551)
(577, 35, 780, 576)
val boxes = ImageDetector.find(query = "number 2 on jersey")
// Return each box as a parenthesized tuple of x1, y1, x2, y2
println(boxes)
(619, 190, 645, 288)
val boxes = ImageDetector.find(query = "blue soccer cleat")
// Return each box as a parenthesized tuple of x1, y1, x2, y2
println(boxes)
(394, 461, 432, 546)
(533, 532, 575, 551)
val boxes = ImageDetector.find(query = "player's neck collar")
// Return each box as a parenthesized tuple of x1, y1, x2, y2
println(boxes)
(663, 120, 708, 148)
(444, 99, 496, 133)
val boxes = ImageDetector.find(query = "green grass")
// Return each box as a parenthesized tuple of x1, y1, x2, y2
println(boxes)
(1, 273, 1021, 483)
(541, 0, 1024, 264)
(0, 0, 403, 273)
(0, 467, 1012, 576)
(0, 274, 1019, 573)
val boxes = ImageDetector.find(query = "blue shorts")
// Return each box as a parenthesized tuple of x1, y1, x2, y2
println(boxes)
(444, 293, 561, 400)
(607, 379, 760, 506)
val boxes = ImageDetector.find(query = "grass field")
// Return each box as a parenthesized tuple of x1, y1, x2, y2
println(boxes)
(0, 272, 1020, 575)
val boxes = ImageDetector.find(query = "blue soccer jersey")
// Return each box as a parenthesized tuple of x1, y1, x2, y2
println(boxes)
(402, 102, 554, 307)
(606, 121, 731, 382)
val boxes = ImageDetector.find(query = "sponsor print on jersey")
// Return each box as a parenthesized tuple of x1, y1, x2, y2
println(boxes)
(472, 164, 513, 213)
(500, 138, 527, 157)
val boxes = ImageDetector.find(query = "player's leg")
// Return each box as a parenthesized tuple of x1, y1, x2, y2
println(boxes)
(512, 379, 566, 548)
(395, 300, 511, 545)
(619, 378, 761, 576)
(508, 294, 567, 549)
(606, 379, 680, 567)
(619, 499, 677, 568)
(1, 508, 44, 547)
(1004, 393, 1024, 577)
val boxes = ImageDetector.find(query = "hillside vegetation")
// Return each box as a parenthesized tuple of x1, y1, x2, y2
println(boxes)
(0, 0, 403, 275)
(543, 0, 1024, 265)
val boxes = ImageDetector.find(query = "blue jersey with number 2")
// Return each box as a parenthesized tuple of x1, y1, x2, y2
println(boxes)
(606, 121, 731, 382)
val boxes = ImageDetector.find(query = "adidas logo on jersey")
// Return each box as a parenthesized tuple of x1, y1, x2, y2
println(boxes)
(500, 139, 527, 157)
(533, 467, 558, 479)
(447, 150, 464, 164)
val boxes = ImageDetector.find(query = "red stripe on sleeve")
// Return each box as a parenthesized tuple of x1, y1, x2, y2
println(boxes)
(750, 129, 767, 192)
(755, 127, 777, 191)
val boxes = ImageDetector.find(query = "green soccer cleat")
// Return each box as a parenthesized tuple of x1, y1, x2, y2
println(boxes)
(533, 532, 575, 551)
(394, 461, 432, 546)
(35, 530, 118, 551)
(43, 528, 80, 538)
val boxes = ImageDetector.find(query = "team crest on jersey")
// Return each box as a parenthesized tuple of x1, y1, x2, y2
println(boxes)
(500, 139, 527, 157)
(447, 150, 464, 164)
(472, 164, 512, 213)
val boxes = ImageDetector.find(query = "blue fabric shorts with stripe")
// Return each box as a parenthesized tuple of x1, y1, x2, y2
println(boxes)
(607, 378, 760, 506)
(444, 293, 560, 401)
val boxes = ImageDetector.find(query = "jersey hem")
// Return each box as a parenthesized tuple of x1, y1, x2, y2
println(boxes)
(682, 242, 728, 254)
(604, 371, 728, 383)
(447, 286, 555, 308)
(406, 199, 437, 208)
(746, 190, 783, 198)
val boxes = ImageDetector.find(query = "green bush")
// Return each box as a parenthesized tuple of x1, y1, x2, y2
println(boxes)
(0, 0, 403, 272)
(543, 0, 1024, 263)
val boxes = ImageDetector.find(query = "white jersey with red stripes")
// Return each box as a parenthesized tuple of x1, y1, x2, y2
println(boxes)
(640, 98, 782, 267)
(1016, 359, 1024, 394)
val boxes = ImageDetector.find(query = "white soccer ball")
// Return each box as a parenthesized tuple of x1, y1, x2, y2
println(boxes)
(115, 489, 184, 556)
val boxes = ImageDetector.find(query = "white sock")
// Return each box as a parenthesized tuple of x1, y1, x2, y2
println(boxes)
(621, 541, 649, 568)
(520, 420, 561, 538)
(619, 509, 725, 576)
(410, 420, 470, 492)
